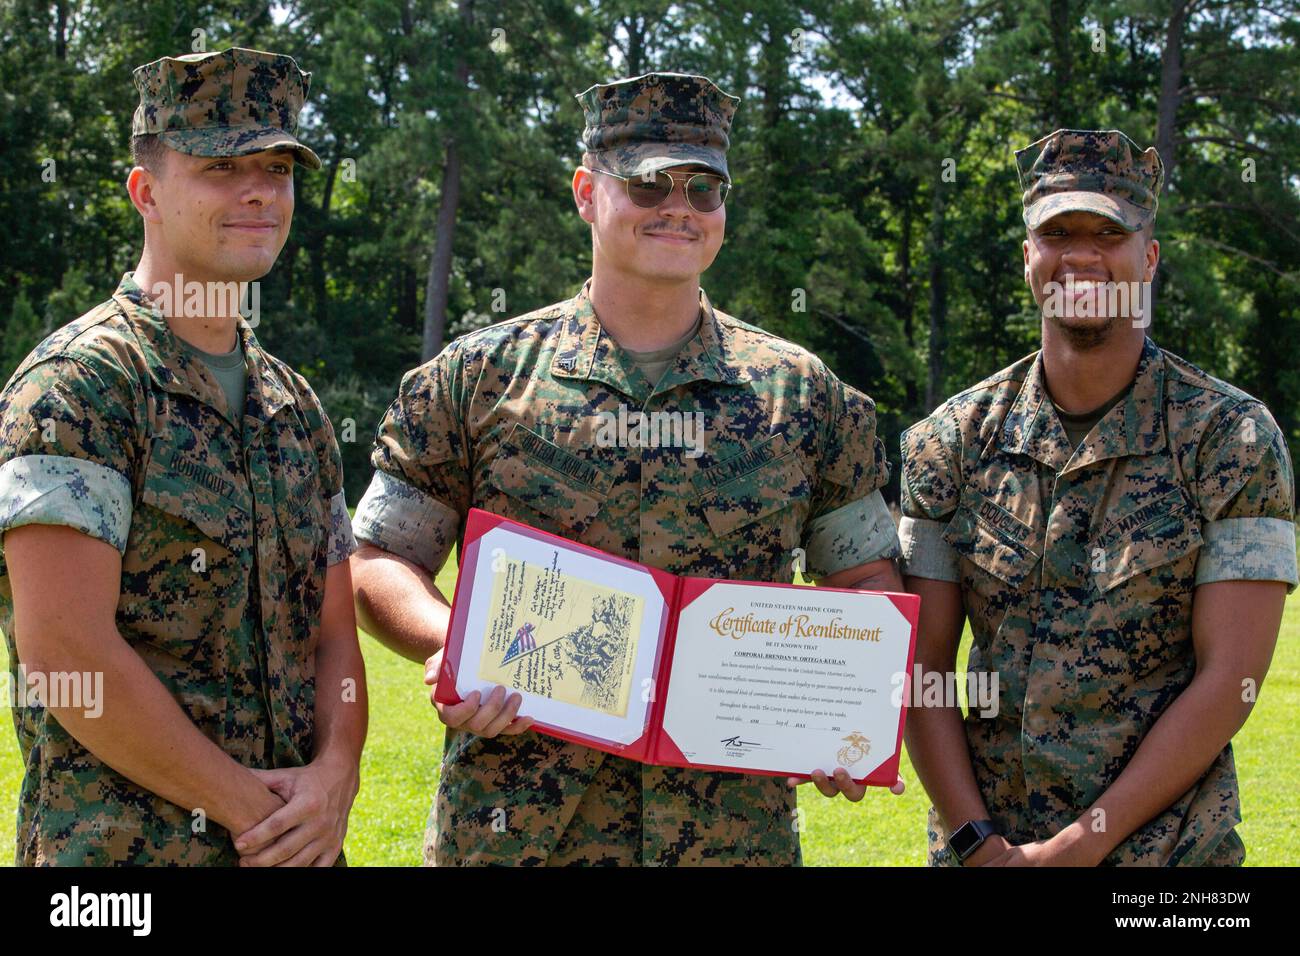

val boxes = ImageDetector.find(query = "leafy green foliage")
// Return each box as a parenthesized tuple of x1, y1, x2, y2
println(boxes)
(1, 0, 1297, 503)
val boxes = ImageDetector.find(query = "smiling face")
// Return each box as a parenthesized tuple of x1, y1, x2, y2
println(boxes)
(1023, 209, 1159, 349)
(574, 163, 726, 284)
(127, 146, 296, 284)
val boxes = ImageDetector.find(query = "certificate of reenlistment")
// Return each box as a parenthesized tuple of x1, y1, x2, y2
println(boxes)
(439, 509, 919, 785)
(658, 580, 916, 781)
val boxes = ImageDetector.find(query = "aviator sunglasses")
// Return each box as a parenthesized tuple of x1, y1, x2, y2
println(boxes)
(588, 166, 733, 213)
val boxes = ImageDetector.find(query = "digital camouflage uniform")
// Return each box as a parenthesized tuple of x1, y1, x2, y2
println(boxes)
(355, 278, 899, 866)
(899, 130, 1299, 867)
(352, 70, 898, 869)
(0, 48, 352, 865)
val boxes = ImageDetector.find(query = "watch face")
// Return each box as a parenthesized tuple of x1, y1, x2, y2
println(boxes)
(949, 823, 982, 858)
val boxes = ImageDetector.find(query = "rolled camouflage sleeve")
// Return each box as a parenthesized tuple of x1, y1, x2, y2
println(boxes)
(1193, 401, 1297, 592)
(802, 377, 899, 577)
(353, 348, 469, 575)
(0, 358, 139, 553)
(898, 410, 962, 583)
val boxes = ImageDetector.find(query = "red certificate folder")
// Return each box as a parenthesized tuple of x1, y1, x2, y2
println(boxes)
(436, 507, 920, 786)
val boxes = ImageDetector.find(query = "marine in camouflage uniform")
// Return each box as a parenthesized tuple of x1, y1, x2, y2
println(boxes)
(899, 129, 1298, 866)
(352, 73, 901, 866)
(0, 49, 354, 865)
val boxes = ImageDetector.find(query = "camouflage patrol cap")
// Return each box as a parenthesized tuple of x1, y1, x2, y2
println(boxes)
(131, 47, 322, 170)
(576, 72, 740, 181)
(1015, 129, 1163, 232)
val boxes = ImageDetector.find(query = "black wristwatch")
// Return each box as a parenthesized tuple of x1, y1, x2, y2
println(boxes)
(947, 819, 999, 862)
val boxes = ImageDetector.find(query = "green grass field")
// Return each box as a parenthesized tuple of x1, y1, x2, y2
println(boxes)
(2, 553, 1297, 866)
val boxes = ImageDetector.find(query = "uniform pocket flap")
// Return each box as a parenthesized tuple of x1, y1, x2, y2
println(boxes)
(274, 483, 326, 569)
(698, 446, 810, 538)
(942, 492, 1041, 587)
(504, 423, 614, 497)
(1094, 492, 1203, 592)
(488, 454, 605, 533)
(140, 447, 250, 551)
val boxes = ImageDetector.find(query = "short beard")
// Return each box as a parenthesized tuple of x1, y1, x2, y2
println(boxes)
(1043, 309, 1117, 350)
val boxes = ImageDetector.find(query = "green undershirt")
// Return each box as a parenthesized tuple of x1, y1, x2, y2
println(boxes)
(622, 313, 703, 389)
(1052, 385, 1129, 449)
(179, 335, 246, 422)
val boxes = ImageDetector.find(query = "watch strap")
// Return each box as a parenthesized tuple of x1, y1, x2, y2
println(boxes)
(948, 818, 999, 862)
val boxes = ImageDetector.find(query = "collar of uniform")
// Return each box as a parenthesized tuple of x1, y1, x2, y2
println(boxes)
(659, 286, 752, 391)
(550, 279, 750, 392)
(1062, 337, 1166, 472)
(112, 272, 294, 429)
(234, 315, 297, 439)
(1000, 337, 1165, 471)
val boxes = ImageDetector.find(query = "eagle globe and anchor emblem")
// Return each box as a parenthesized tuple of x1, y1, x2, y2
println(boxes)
(836, 732, 871, 768)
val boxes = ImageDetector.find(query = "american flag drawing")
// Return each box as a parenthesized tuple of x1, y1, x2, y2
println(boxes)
(502, 622, 537, 664)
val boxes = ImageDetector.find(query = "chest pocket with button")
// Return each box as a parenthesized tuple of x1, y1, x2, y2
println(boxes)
(126, 436, 253, 666)
(273, 442, 326, 569)
(942, 486, 1042, 668)
(1092, 487, 1203, 680)
(484, 425, 611, 539)
(261, 421, 329, 672)
(942, 487, 1042, 590)
(692, 434, 811, 575)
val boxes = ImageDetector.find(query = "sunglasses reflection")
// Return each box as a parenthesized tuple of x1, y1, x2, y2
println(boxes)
(589, 166, 732, 213)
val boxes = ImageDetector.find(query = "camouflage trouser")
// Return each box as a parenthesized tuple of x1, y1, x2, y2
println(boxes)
(421, 744, 645, 865)
(546, 750, 643, 865)
(424, 728, 802, 866)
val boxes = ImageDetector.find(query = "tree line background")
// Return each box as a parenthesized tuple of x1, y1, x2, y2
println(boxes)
(2, 0, 1297, 506)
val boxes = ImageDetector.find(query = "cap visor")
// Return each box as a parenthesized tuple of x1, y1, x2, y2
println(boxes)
(1024, 191, 1147, 231)
(158, 126, 323, 171)
(589, 144, 729, 181)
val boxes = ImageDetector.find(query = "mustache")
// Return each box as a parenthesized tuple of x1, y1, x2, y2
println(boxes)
(643, 222, 701, 239)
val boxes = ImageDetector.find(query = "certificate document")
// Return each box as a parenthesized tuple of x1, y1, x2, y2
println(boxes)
(438, 508, 919, 785)
(476, 555, 644, 718)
